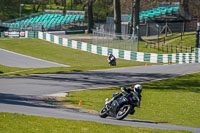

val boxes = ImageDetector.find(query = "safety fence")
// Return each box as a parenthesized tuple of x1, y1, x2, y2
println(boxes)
(0, 31, 38, 38)
(38, 31, 200, 64)
(145, 43, 194, 53)
(92, 30, 138, 51)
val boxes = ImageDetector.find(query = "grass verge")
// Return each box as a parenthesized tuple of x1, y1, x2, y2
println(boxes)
(139, 32, 196, 54)
(0, 38, 150, 76)
(0, 112, 191, 133)
(0, 65, 25, 75)
(63, 72, 200, 127)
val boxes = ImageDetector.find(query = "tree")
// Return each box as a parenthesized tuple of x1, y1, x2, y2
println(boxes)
(62, 0, 66, 15)
(113, 0, 121, 34)
(41, 0, 46, 12)
(180, 0, 189, 13)
(87, 0, 94, 33)
(70, 0, 73, 10)
(0, 0, 21, 20)
(33, 0, 36, 13)
(130, 0, 140, 36)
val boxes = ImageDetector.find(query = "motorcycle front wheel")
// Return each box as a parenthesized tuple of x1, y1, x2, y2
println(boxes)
(99, 106, 108, 118)
(116, 104, 131, 120)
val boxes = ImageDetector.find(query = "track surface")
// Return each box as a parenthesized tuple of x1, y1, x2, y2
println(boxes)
(0, 48, 68, 68)
(1, 63, 200, 132)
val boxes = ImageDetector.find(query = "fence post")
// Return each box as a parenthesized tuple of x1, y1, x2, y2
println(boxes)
(167, 45, 168, 53)
(171, 45, 173, 53)
(181, 45, 182, 53)
(146, 23, 149, 37)
(164, 37, 166, 44)
(176, 46, 178, 53)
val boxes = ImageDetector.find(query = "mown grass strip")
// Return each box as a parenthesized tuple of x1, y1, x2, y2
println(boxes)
(0, 38, 148, 75)
(0, 113, 191, 133)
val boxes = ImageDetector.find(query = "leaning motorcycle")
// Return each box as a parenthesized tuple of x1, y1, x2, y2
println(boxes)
(109, 59, 116, 66)
(99, 92, 140, 120)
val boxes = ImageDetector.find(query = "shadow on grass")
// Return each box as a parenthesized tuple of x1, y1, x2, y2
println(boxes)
(143, 75, 200, 93)
(123, 119, 168, 124)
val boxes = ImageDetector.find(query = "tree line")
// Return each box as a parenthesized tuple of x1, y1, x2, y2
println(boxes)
(0, 0, 198, 34)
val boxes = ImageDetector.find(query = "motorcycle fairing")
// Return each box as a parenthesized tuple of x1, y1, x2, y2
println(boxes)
(109, 96, 128, 117)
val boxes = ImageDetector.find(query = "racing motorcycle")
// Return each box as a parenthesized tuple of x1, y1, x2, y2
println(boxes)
(99, 91, 141, 120)
(109, 58, 116, 66)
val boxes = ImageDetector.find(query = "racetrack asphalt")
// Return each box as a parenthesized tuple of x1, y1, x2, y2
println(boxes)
(1, 49, 200, 132)
(1, 63, 200, 132)
(0, 48, 69, 68)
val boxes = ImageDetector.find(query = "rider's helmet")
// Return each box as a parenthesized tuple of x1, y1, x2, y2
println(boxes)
(134, 84, 142, 94)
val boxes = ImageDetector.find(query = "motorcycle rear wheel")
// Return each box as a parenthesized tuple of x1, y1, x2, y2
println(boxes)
(116, 104, 131, 120)
(99, 106, 108, 118)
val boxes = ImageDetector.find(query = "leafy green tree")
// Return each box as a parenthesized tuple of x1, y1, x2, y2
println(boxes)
(33, 0, 36, 13)
(180, 0, 189, 12)
(87, 0, 94, 33)
(113, 0, 121, 34)
(62, 0, 66, 15)
(0, 0, 21, 20)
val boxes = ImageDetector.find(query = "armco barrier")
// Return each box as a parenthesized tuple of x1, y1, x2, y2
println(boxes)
(38, 31, 199, 64)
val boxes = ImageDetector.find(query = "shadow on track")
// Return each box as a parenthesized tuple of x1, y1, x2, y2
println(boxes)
(0, 93, 57, 109)
(1, 71, 178, 89)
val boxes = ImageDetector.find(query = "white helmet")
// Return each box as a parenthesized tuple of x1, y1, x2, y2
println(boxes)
(134, 84, 142, 94)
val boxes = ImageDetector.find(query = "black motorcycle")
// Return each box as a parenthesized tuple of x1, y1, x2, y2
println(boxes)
(109, 59, 116, 66)
(99, 92, 140, 120)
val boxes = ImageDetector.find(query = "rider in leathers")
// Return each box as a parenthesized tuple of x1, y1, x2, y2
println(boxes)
(106, 84, 142, 108)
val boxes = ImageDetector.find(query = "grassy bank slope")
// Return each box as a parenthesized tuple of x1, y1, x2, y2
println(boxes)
(0, 38, 147, 75)
(0, 113, 190, 133)
(64, 72, 200, 127)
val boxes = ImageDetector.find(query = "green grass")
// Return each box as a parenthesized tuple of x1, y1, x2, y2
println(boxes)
(0, 38, 148, 75)
(0, 64, 25, 74)
(138, 41, 169, 54)
(169, 34, 196, 47)
(143, 32, 196, 46)
(0, 113, 191, 133)
(139, 32, 196, 54)
(63, 72, 200, 127)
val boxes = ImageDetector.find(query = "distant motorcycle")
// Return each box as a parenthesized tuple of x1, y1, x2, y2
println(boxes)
(108, 54, 116, 66)
(109, 58, 116, 66)
(99, 92, 140, 120)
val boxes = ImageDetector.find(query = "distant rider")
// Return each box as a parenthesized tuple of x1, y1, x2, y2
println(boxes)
(107, 54, 116, 66)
